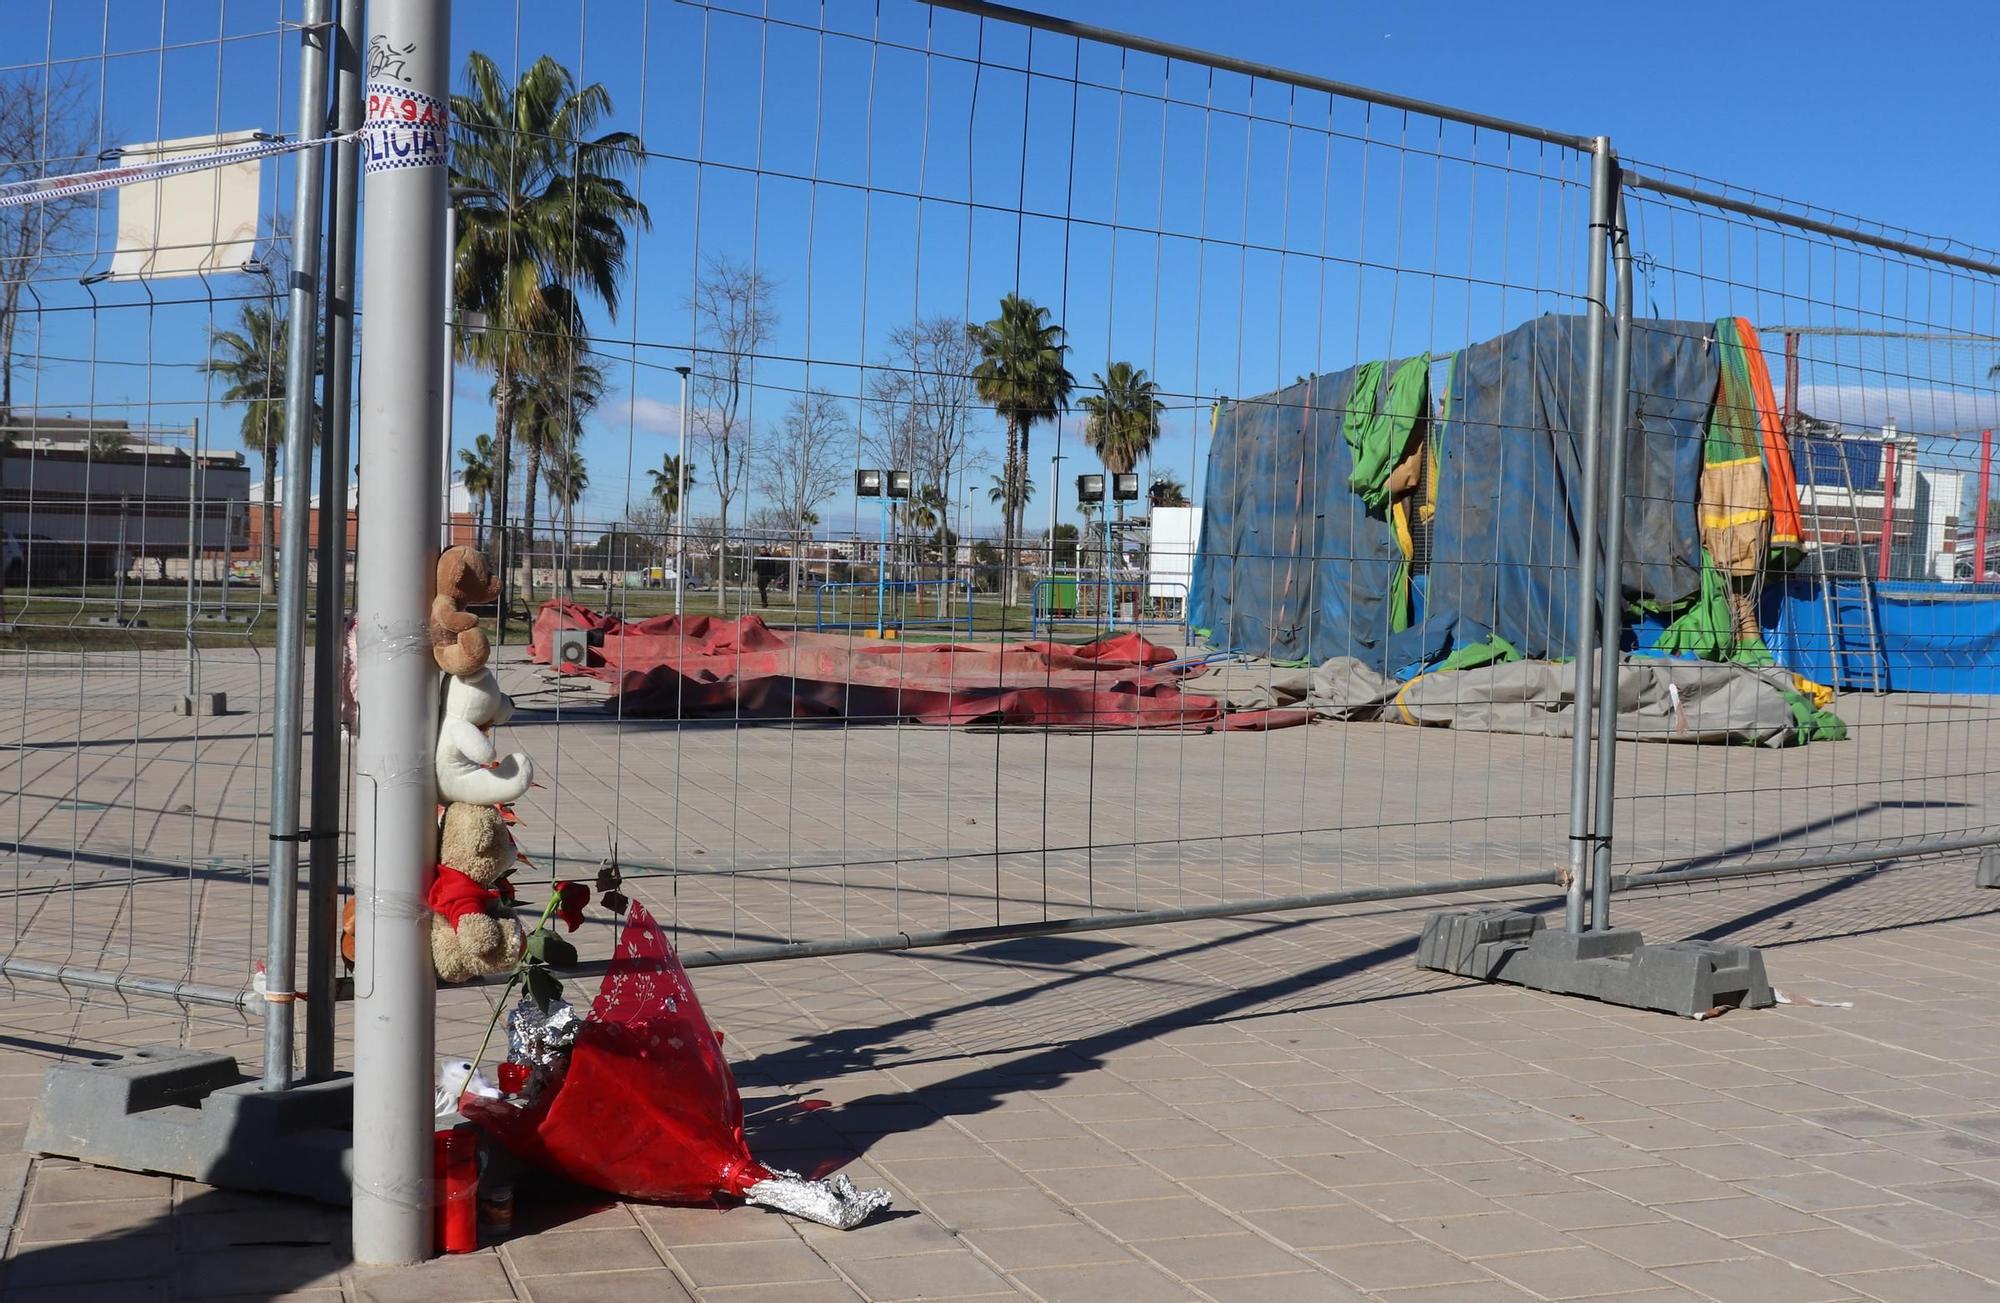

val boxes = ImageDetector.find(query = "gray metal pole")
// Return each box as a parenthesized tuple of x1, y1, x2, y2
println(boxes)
(1561, 136, 1614, 935)
(261, 0, 334, 1093)
(184, 425, 198, 701)
(675, 364, 689, 616)
(1590, 185, 1635, 933)
(352, 0, 446, 1264)
(306, 0, 363, 1081)
(441, 205, 455, 551)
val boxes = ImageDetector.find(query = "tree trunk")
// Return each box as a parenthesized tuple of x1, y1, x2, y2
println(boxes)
(474, 501, 486, 553)
(260, 455, 277, 598)
(490, 374, 518, 619)
(1000, 417, 1020, 608)
(562, 500, 575, 595)
(520, 440, 542, 608)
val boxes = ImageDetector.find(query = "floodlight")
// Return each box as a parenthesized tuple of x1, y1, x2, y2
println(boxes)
(1076, 473, 1105, 503)
(855, 468, 883, 497)
(886, 469, 913, 499)
(1112, 472, 1141, 502)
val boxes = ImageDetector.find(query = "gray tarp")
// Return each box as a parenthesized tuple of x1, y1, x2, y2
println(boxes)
(1196, 657, 1808, 747)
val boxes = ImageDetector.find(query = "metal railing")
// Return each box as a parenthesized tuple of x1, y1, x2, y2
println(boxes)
(3, 8, 1999, 1265)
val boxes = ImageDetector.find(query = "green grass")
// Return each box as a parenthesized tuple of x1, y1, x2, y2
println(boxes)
(0, 580, 1166, 653)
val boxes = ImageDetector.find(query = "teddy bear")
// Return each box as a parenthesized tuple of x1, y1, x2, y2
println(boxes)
(436, 666, 534, 806)
(432, 546, 502, 677)
(429, 802, 526, 983)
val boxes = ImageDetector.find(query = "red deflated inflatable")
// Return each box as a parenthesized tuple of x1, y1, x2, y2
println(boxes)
(464, 902, 769, 1201)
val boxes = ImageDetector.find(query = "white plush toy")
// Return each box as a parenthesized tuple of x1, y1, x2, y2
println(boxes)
(436, 668, 534, 805)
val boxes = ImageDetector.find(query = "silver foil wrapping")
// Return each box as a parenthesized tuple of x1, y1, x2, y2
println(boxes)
(743, 1170, 892, 1230)
(505, 997, 581, 1069)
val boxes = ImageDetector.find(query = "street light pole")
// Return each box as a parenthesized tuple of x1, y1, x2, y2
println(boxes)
(440, 205, 455, 551)
(675, 364, 690, 617)
(352, 0, 448, 1262)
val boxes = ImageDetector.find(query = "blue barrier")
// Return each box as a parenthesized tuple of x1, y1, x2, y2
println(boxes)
(1031, 577, 1189, 642)
(813, 579, 974, 637)
(1629, 577, 2000, 694)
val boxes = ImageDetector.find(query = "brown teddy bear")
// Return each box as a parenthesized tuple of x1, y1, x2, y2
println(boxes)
(428, 803, 526, 983)
(432, 546, 502, 677)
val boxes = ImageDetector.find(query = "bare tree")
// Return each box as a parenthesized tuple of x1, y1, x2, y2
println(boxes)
(867, 318, 982, 606)
(0, 69, 97, 412)
(689, 255, 776, 605)
(757, 390, 850, 599)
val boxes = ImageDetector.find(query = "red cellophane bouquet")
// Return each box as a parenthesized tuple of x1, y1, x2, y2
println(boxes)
(463, 900, 888, 1229)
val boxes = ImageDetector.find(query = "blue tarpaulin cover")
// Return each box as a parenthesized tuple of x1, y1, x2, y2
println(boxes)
(1190, 315, 1717, 672)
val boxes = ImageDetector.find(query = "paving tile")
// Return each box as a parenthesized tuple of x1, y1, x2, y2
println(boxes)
(918, 1188, 1072, 1231)
(1901, 1181, 2000, 1219)
(1234, 1201, 1409, 1249)
(1927, 1236, 2000, 1283)
(1032, 1164, 1184, 1204)
(1822, 1203, 1991, 1246)
(1010, 1260, 1201, 1303)
(963, 1221, 1132, 1270)
(176, 1244, 347, 1298)
(1576, 1220, 1751, 1268)
(1665, 1195, 1829, 1238)
(1139, 1231, 1309, 1280)
(1407, 1210, 1574, 1257)
(1832, 1266, 2000, 1303)
(834, 1249, 1014, 1301)
(1342, 1177, 1495, 1221)
(1742, 1228, 1925, 1275)
(1078, 1196, 1242, 1242)
(0, 1282, 173, 1303)
(1374, 1284, 1539, 1303)
(1502, 1190, 1667, 1231)
(634, 1203, 802, 1246)
(1480, 1246, 1669, 1299)
(1197, 1271, 1371, 1303)
(502, 1227, 667, 1278)
(696, 1285, 859, 1303)
(354, 1255, 520, 1303)
(1740, 1171, 1910, 1212)
(15, 1196, 168, 1243)
(1661, 1256, 1875, 1303)
(1309, 1240, 1490, 1291)
(26, 1165, 173, 1204)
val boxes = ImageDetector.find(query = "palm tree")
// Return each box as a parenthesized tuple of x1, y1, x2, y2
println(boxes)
(1080, 361, 1164, 525)
(968, 295, 1073, 605)
(543, 443, 589, 594)
(648, 452, 694, 521)
(1149, 474, 1190, 508)
(205, 303, 319, 597)
(512, 344, 603, 603)
(86, 427, 128, 458)
(458, 434, 496, 550)
(988, 471, 1034, 510)
(451, 51, 648, 609)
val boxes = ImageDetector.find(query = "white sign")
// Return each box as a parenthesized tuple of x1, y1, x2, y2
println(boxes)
(1149, 505, 1202, 599)
(107, 132, 263, 280)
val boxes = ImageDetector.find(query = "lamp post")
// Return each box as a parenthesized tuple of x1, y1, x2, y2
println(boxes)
(1110, 471, 1138, 622)
(1077, 473, 1104, 628)
(856, 468, 909, 637)
(1077, 472, 1137, 629)
(674, 364, 690, 616)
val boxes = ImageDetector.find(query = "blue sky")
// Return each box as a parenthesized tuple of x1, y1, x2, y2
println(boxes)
(10, 0, 1999, 535)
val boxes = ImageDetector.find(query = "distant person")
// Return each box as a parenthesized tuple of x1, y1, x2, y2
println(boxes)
(753, 557, 781, 609)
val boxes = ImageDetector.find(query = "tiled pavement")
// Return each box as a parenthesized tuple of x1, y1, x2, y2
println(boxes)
(1, 863, 1999, 1301)
(3, 649, 2000, 1298)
